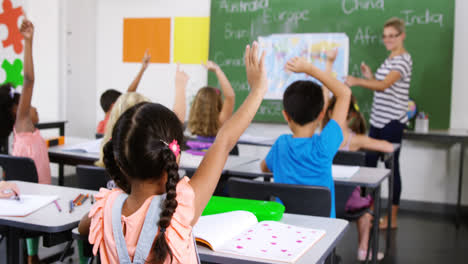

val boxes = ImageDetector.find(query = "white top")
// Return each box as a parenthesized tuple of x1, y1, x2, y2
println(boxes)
(371, 53, 413, 128)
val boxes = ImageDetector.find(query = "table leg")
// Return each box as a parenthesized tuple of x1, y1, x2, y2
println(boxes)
(456, 142, 465, 229)
(58, 163, 64, 186)
(6, 228, 21, 264)
(386, 154, 394, 252)
(372, 186, 381, 264)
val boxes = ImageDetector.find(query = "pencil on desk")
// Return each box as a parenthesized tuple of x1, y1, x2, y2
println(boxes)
(79, 194, 89, 206)
(73, 194, 83, 205)
(53, 200, 62, 212)
(69, 200, 74, 213)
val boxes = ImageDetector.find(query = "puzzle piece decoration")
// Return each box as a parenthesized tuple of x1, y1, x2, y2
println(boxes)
(2, 59, 23, 87)
(0, 0, 24, 54)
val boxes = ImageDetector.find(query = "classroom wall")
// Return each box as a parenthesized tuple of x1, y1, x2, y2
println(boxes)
(95, 0, 212, 125)
(22, 0, 62, 122)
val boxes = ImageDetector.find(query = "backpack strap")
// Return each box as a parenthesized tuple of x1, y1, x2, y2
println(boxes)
(112, 193, 165, 263)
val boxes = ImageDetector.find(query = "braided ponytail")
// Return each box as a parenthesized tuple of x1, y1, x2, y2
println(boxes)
(103, 140, 131, 193)
(151, 148, 180, 264)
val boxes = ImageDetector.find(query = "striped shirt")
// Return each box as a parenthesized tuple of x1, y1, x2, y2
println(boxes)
(370, 53, 412, 128)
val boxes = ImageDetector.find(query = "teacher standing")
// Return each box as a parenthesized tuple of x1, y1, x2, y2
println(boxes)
(345, 17, 412, 229)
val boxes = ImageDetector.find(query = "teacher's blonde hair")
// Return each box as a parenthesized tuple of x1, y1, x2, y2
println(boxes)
(95, 92, 150, 167)
(384, 17, 406, 34)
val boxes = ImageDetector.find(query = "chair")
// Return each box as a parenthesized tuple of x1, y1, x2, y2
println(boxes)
(0, 137, 8, 154)
(227, 177, 331, 217)
(0, 154, 38, 182)
(76, 165, 110, 191)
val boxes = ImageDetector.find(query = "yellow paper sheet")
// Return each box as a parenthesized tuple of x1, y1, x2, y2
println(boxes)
(173, 17, 210, 64)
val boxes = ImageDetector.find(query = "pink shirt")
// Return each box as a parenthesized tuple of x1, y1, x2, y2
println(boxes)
(88, 176, 198, 264)
(12, 129, 51, 184)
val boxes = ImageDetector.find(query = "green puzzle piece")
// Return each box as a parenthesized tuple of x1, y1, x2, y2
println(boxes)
(2, 59, 23, 88)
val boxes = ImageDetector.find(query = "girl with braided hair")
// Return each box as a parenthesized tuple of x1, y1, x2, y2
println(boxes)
(78, 41, 268, 264)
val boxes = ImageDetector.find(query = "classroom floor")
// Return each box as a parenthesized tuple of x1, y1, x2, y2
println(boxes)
(1, 211, 467, 264)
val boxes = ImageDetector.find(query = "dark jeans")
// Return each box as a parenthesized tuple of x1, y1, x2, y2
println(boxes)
(366, 120, 405, 205)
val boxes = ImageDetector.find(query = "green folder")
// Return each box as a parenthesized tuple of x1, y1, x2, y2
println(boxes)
(202, 196, 285, 222)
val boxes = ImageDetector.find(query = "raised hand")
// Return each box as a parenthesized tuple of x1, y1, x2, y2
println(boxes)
(326, 48, 338, 63)
(285, 56, 310, 73)
(244, 41, 267, 95)
(202, 60, 220, 72)
(175, 64, 189, 88)
(360, 62, 373, 80)
(142, 49, 151, 70)
(20, 18, 34, 41)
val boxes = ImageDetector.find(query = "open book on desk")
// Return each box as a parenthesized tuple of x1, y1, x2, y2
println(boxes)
(193, 211, 326, 263)
(62, 139, 102, 153)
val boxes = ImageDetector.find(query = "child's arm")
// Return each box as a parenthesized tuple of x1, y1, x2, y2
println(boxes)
(173, 64, 188, 123)
(322, 49, 338, 111)
(354, 135, 394, 153)
(260, 159, 270, 172)
(15, 19, 35, 133)
(189, 43, 266, 226)
(126, 50, 151, 92)
(203, 61, 235, 125)
(78, 214, 91, 235)
(286, 57, 351, 131)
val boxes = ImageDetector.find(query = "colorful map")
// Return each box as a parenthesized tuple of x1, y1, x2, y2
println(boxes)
(258, 33, 349, 100)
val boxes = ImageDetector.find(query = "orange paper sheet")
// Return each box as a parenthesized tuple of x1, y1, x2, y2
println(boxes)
(173, 17, 210, 64)
(123, 18, 171, 63)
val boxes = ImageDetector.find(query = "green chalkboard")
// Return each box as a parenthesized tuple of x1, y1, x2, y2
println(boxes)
(208, 0, 454, 129)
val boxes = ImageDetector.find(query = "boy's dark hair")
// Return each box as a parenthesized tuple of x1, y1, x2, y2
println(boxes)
(283, 80, 324, 126)
(103, 102, 184, 264)
(0, 83, 20, 138)
(100, 89, 122, 113)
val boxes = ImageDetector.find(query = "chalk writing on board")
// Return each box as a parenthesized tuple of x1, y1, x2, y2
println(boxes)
(350, 63, 361, 77)
(225, 23, 249, 40)
(231, 80, 250, 91)
(214, 52, 245, 68)
(261, 9, 309, 26)
(342, 0, 384, 15)
(258, 102, 283, 116)
(219, 0, 269, 14)
(401, 9, 443, 27)
(353, 27, 382, 46)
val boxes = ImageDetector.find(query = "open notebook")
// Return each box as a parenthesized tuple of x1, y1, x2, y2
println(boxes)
(63, 139, 102, 153)
(193, 211, 326, 263)
(0, 195, 58, 217)
(332, 165, 360, 179)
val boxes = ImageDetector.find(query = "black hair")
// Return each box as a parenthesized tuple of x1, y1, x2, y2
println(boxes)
(100, 89, 122, 113)
(0, 83, 20, 138)
(283, 80, 324, 126)
(103, 102, 184, 264)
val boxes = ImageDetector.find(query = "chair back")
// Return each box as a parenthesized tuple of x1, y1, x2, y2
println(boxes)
(76, 165, 110, 191)
(227, 177, 331, 217)
(0, 154, 38, 182)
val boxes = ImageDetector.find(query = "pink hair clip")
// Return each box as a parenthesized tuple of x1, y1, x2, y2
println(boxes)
(160, 139, 180, 157)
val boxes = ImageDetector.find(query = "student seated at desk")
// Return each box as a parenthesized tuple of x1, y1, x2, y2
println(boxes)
(260, 54, 351, 218)
(97, 50, 151, 134)
(95, 65, 188, 167)
(78, 42, 267, 264)
(323, 94, 391, 260)
(0, 19, 51, 264)
(187, 60, 239, 155)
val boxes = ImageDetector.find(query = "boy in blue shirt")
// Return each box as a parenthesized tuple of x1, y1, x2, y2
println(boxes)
(261, 54, 351, 218)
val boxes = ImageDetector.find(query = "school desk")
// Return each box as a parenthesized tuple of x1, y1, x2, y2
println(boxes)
(197, 213, 349, 264)
(227, 161, 390, 264)
(403, 129, 468, 228)
(48, 137, 258, 186)
(0, 181, 96, 264)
